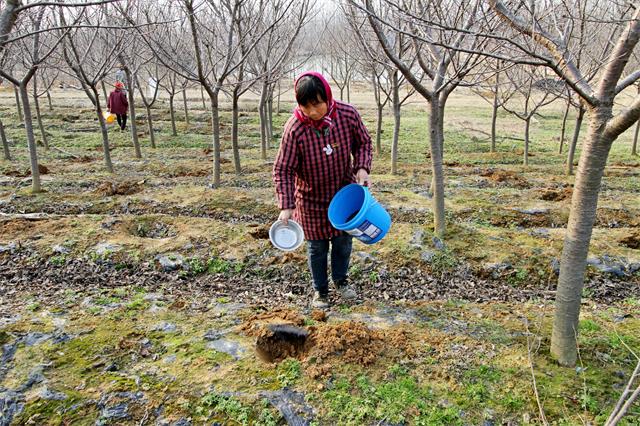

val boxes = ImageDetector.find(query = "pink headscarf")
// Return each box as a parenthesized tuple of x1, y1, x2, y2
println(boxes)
(293, 71, 337, 134)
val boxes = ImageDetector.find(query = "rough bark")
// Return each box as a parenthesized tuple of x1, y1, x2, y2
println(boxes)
(259, 81, 269, 160)
(100, 80, 108, 105)
(18, 83, 41, 192)
(93, 86, 113, 173)
(33, 78, 49, 150)
(523, 117, 530, 166)
(182, 88, 189, 126)
(566, 106, 585, 176)
(145, 105, 156, 149)
(231, 88, 242, 175)
(551, 108, 612, 366)
(124, 68, 141, 159)
(46, 89, 53, 111)
(169, 95, 177, 136)
(429, 99, 446, 237)
(14, 86, 23, 123)
(210, 92, 221, 187)
(0, 119, 10, 160)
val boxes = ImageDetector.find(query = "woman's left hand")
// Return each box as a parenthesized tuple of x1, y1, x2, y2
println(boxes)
(356, 168, 370, 187)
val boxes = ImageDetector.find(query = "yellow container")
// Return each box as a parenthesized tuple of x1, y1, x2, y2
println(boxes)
(103, 111, 116, 124)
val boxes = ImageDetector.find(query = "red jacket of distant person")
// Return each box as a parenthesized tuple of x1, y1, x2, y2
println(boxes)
(107, 85, 128, 115)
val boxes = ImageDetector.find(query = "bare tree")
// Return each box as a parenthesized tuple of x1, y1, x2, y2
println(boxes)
(500, 66, 559, 166)
(357, 0, 487, 237)
(58, 5, 127, 173)
(134, 60, 165, 149)
(0, 117, 10, 161)
(488, 0, 640, 366)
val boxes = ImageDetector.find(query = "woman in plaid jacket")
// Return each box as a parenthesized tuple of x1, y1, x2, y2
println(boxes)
(273, 72, 373, 308)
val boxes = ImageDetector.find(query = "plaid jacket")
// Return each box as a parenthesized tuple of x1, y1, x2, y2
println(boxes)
(273, 101, 373, 240)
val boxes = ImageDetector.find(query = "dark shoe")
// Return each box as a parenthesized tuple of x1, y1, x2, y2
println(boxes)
(335, 279, 357, 300)
(311, 291, 330, 309)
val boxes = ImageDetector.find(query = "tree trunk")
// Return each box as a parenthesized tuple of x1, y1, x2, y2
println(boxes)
(169, 94, 177, 136)
(145, 105, 156, 149)
(391, 73, 400, 175)
(551, 108, 613, 367)
(93, 87, 114, 173)
(18, 83, 41, 192)
(32, 80, 49, 150)
(429, 99, 446, 237)
(566, 106, 585, 176)
(259, 81, 269, 160)
(231, 88, 242, 175)
(125, 70, 142, 159)
(277, 79, 281, 114)
(267, 92, 274, 148)
(559, 99, 571, 154)
(632, 120, 639, 156)
(14, 86, 23, 123)
(523, 117, 530, 166)
(376, 104, 383, 156)
(182, 88, 189, 126)
(210, 92, 221, 187)
(201, 86, 207, 111)
(100, 80, 108, 105)
(1, 119, 10, 161)
(491, 66, 499, 153)
(46, 89, 53, 111)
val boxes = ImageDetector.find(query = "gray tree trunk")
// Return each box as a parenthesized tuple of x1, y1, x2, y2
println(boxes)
(523, 117, 530, 166)
(182, 88, 189, 126)
(100, 80, 108, 105)
(429, 99, 446, 237)
(1, 119, 10, 160)
(93, 86, 113, 173)
(551, 108, 613, 366)
(46, 89, 53, 111)
(169, 95, 177, 136)
(124, 70, 141, 159)
(391, 72, 400, 175)
(14, 86, 23, 123)
(145, 105, 156, 149)
(267, 92, 274, 148)
(566, 106, 585, 176)
(231, 88, 242, 175)
(18, 83, 41, 192)
(559, 99, 571, 154)
(490, 92, 498, 153)
(210, 92, 221, 187)
(32, 79, 49, 150)
(259, 81, 269, 160)
(632, 120, 639, 156)
(277, 79, 281, 114)
(376, 105, 383, 156)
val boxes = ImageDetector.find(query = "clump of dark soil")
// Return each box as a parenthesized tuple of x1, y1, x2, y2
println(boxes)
(256, 324, 309, 362)
(4, 164, 49, 177)
(596, 208, 640, 228)
(620, 232, 640, 249)
(248, 224, 270, 240)
(539, 187, 573, 201)
(95, 180, 144, 196)
(480, 168, 530, 188)
(128, 219, 176, 239)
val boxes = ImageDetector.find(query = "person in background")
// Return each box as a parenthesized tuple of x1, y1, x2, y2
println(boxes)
(115, 64, 126, 89)
(107, 82, 128, 131)
(273, 71, 373, 309)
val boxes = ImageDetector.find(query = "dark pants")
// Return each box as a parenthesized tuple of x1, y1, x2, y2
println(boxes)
(307, 234, 352, 296)
(116, 114, 127, 130)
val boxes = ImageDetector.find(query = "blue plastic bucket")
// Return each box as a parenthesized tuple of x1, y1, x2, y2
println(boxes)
(328, 184, 391, 244)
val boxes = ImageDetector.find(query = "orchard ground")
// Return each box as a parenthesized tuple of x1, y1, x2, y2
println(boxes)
(0, 85, 639, 425)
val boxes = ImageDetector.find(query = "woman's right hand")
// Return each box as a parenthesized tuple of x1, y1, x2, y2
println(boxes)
(278, 209, 294, 225)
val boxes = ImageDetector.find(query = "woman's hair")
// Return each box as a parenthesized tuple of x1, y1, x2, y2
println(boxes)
(295, 75, 327, 106)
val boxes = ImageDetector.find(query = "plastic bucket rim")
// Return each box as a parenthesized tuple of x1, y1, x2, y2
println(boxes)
(328, 183, 371, 231)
